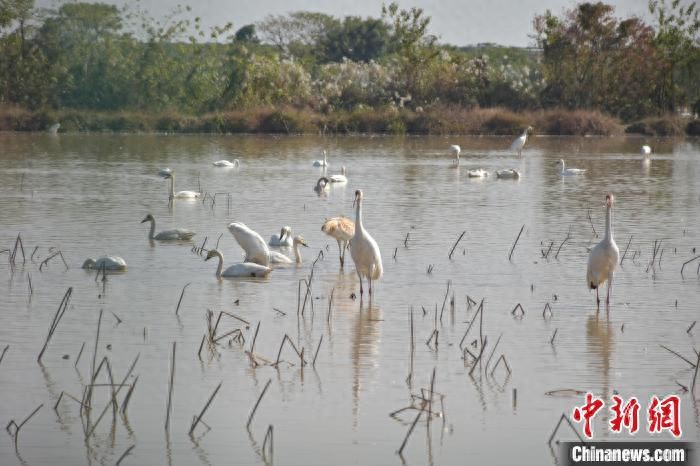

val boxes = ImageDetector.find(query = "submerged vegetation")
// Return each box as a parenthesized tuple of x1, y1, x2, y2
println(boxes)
(0, 0, 698, 135)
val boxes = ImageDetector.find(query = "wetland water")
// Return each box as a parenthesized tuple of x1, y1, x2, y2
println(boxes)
(0, 133, 699, 465)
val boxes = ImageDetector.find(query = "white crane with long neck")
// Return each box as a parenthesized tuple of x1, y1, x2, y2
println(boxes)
(350, 189, 383, 297)
(586, 193, 620, 309)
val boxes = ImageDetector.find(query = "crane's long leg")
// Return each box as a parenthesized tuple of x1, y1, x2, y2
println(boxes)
(357, 270, 363, 297)
(606, 273, 613, 306)
(341, 242, 347, 268)
(368, 276, 372, 296)
(596, 287, 600, 310)
(336, 240, 343, 267)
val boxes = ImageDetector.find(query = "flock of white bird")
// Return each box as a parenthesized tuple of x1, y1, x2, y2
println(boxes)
(82, 131, 654, 305)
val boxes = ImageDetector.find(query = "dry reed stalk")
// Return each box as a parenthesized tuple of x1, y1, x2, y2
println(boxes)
(189, 382, 223, 435)
(37, 287, 73, 363)
(247, 379, 272, 430)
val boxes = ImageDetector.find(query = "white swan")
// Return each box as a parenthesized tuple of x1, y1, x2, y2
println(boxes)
(269, 226, 293, 247)
(141, 214, 196, 241)
(641, 145, 652, 157)
(205, 249, 271, 278)
(213, 159, 240, 168)
(322, 216, 354, 267)
(82, 256, 127, 271)
(466, 169, 489, 178)
(495, 169, 521, 179)
(586, 193, 620, 308)
(269, 235, 308, 264)
(510, 126, 532, 156)
(558, 159, 586, 176)
(227, 222, 270, 266)
(449, 144, 461, 167)
(330, 166, 348, 183)
(313, 150, 329, 167)
(161, 172, 201, 199)
(314, 177, 330, 194)
(350, 190, 383, 296)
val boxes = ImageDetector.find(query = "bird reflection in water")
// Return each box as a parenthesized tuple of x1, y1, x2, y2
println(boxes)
(351, 303, 382, 429)
(586, 313, 614, 437)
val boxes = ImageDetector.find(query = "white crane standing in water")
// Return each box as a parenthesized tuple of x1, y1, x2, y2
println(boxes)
(586, 193, 620, 309)
(350, 190, 383, 297)
(449, 144, 461, 167)
(510, 126, 532, 157)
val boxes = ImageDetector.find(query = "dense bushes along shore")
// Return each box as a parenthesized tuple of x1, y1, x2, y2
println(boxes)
(1, 106, 698, 136)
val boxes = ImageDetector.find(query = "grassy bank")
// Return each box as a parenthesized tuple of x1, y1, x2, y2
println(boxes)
(1, 105, 697, 136)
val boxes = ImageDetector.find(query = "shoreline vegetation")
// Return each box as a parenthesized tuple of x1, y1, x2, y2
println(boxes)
(1, 1, 698, 137)
(2, 106, 699, 136)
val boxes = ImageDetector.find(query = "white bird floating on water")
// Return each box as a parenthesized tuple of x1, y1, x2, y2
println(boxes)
(141, 214, 196, 241)
(322, 216, 355, 267)
(466, 169, 489, 178)
(313, 150, 329, 167)
(449, 144, 461, 167)
(212, 159, 240, 168)
(161, 172, 201, 199)
(269, 235, 308, 265)
(350, 189, 383, 297)
(495, 169, 521, 179)
(586, 193, 620, 309)
(82, 256, 127, 271)
(205, 249, 271, 278)
(558, 159, 586, 176)
(269, 226, 293, 247)
(330, 166, 348, 183)
(314, 177, 330, 194)
(227, 222, 270, 267)
(510, 126, 532, 157)
(641, 145, 652, 157)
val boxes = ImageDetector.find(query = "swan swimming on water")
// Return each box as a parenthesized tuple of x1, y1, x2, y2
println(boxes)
(313, 151, 329, 167)
(161, 172, 201, 199)
(495, 169, 521, 179)
(212, 159, 240, 168)
(269, 226, 293, 247)
(205, 249, 272, 278)
(329, 166, 348, 183)
(558, 159, 586, 176)
(466, 169, 489, 178)
(82, 256, 127, 271)
(322, 216, 354, 267)
(227, 222, 270, 266)
(586, 193, 619, 309)
(350, 189, 383, 297)
(510, 126, 532, 157)
(141, 214, 196, 241)
(314, 177, 330, 194)
(269, 235, 308, 264)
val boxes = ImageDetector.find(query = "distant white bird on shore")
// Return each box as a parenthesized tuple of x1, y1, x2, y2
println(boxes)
(213, 159, 240, 168)
(558, 159, 586, 176)
(586, 193, 619, 309)
(82, 256, 127, 271)
(48, 123, 60, 134)
(510, 126, 532, 156)
(205, 249, 271, 278)
(313, 150, 329, 167)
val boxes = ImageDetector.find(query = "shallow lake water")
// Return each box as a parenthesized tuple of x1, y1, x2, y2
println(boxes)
(0, 133, 699, 465)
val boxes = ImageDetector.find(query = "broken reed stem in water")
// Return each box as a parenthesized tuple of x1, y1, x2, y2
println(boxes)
(448, 231, 466, 260)
(508, 225, 525, 261)
(189, 381, 223, 435)
(428, 367, 436, 423)
(115, 445, 135, 466)
(680, 255, 700, 276)
(484, 333, 503, 373)
(7, 403, 43, 452)
(312, 335, 323, 367)
(659, 344, 696, 368)
(468, 336, 488, 377)
(687, 321, 696, 334)
(121, 375, 138, 415)
(37, 287, 73, 363)
(692, 352, 700, 397)
(174, 283, 191, 316)
(247, 379, 272, 430)
(550, 329, 558, 345)
(0, 344, 9, 366)
(262, 425, 274, 461)
(250, 321, 261, 355)
(439, 280, 451, 323)
(586, 206, 598, 238)
(165, 342, 176, 432)
(327, 287, 334, 326)
(490, 354, 512, 377)
(397, 399, 426, 457)
(548, 413, 585, 446)
(554, 232, 571, 259)
(620, 235, 633, 265)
